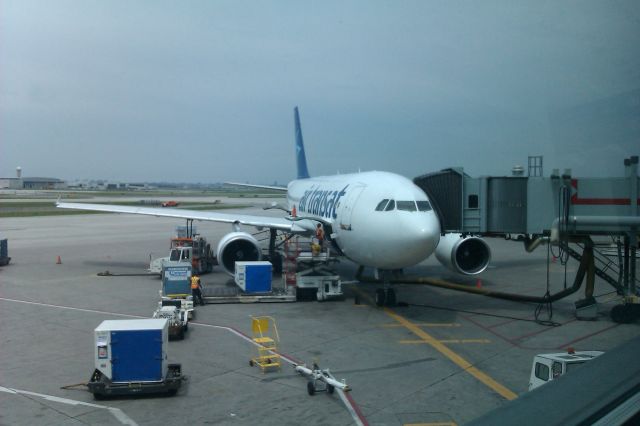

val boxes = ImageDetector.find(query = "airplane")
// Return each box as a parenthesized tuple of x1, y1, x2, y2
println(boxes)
(57, 107, 491, 306)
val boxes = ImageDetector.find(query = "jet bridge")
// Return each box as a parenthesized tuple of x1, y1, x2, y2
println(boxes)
(414, 156, 639, 322)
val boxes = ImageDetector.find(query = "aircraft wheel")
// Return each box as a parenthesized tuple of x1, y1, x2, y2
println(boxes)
(375, 289, 386, 307)
(611, 305, 632, 324)
(307, 381, 316, 396)
(327, 384, 335, 394)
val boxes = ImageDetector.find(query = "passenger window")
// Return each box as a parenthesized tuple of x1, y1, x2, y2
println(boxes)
(416, 201, 432, 211)
(385, 200, 396, 211)
(535, 363, 549, 381)
(397, 201, 417, 211)
(375, 199, 389, 211)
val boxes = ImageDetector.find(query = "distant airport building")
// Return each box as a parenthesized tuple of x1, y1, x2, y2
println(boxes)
(0, 167, 67, 190)
(21, 177, 67, 190)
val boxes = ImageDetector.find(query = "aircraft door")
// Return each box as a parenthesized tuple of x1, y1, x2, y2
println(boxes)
(337, 184, 365, 230)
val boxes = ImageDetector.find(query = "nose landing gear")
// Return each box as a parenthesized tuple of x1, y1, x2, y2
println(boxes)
(375, 288, 396, 307)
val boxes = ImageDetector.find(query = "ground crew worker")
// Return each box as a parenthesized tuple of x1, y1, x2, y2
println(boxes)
(191, 274, 204, 306)
(315, 223, 325, 249)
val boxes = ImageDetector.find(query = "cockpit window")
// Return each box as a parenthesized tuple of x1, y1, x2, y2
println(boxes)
(416, 201, 432, 211)
(384, 200, 396, 211)
(375, 199, 389, 211)
(397, 201, 417, 211)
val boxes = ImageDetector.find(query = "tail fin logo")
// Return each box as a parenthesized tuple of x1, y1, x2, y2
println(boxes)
(294, 106, 310, 179)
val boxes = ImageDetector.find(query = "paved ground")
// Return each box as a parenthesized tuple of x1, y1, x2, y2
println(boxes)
(1, 201, 638, 425)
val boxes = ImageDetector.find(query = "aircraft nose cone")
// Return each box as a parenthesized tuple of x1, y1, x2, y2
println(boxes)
(391, 213, 440, 267)
(413, 215, 440, 255)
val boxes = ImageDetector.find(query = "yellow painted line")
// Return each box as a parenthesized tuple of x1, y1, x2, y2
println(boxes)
(399, 339, 491, 344)
(384, 307, 517, 400)
(382, 322, 461, 328)
(351, 288, 517, 401)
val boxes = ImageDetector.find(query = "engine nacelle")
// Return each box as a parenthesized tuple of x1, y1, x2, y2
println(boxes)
(435, 234, 491, 275)
(216, 232, 262, 275)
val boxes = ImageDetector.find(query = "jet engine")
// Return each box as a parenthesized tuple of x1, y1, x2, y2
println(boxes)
(435, 233, 491, 275)
(216, 232, 262, 275)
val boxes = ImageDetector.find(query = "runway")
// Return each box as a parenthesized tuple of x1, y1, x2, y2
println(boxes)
(1, 203, 638, 425)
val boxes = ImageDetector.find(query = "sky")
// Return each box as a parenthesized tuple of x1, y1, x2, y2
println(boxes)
(1, 1, 639, 184)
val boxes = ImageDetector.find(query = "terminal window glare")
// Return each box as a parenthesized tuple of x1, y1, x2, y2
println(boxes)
(535, 363, 549, 381)
(397, 201, 417, 211)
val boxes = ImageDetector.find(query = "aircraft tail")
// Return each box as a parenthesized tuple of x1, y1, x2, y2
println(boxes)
(294, 106, 310, 179)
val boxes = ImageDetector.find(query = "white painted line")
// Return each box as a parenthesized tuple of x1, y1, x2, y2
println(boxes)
(1, 297, 368, 426)
(0, 386, 138, 426)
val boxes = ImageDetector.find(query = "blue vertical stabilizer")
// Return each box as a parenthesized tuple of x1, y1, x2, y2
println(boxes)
(294, 106, 310, 179)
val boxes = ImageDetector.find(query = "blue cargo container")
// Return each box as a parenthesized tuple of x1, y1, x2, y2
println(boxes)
(88, 319, 182, 398)
(234, 261, 272, 293)
(94, 319, 167, 382)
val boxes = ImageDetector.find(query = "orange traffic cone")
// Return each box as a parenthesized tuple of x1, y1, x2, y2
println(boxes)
(56, 255, 62, 264)
(476, 279, 482, 289)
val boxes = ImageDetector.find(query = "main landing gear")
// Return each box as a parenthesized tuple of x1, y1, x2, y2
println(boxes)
(375, 288, 396, 307)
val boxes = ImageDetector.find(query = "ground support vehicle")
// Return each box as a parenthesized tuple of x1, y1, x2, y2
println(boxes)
(294, 252, 343, 301)
(88, 319, 184, 399)
(528, 349, 604, 390)
(153, 304, 188, 340)
(160, 264, 195, 319)
(294, 362, 351, 396)
(0, 238, 10, 266)
(150, 226, 216, 275)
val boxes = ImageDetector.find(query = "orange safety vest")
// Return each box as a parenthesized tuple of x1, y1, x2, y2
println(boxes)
(190, 276, 200, 289)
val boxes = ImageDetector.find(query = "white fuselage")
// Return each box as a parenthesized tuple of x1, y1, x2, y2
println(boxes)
(287, 171, 441, 270)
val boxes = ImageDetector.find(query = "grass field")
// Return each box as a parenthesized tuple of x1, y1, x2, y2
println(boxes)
(0, 188, 289, 217)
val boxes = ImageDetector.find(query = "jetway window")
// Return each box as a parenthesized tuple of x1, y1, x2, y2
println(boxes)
(375, 199, 390, 211)
(468, 194, 478, 209)
(416, 201, 432, 211)
(397, 201, 417, 211)
(385, 200, 396, 211)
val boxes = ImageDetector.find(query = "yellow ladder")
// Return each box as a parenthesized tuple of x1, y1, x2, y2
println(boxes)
(249, 316, 281, 372)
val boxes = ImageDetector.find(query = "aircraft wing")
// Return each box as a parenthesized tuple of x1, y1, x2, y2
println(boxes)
(55, 201, 310, 233)
(225, 182, 288, 191)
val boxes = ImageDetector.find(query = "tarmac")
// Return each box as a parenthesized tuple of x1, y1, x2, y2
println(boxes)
(1, 201, 639, 425)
